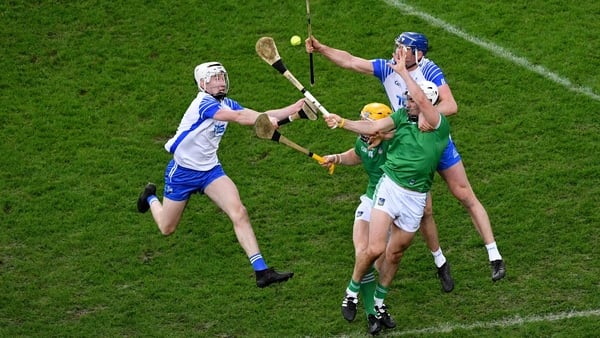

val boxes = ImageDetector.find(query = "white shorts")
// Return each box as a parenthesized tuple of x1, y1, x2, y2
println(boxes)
(372, 174, 427, 233)
(354, 195, 373, 222)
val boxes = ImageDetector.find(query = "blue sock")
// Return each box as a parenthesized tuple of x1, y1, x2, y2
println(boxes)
(249, 253, 268, 271)
(147, 195, 158, 205)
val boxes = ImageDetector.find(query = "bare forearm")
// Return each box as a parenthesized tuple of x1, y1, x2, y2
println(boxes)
(324, 148, 361, 166)
(435, 100, 458, 116)
(264, 107, 294, 121)
(435, 85, 458, 116)
(339, 118, 378, 136)
(315, 45, 372, 74)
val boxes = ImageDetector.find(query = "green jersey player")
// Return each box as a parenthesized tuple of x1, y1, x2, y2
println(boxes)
(324, 46, 449, 335)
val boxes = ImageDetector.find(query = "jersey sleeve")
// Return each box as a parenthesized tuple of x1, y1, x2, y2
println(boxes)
(421, 60, 447, 87)
(198, 96, 221, 119)
(200, 97, 244, 119)
(371, 58, 393, 83)
(224, 97, 244, 111)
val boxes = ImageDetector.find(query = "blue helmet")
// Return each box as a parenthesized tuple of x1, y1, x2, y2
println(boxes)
(395, 32, 428, 55)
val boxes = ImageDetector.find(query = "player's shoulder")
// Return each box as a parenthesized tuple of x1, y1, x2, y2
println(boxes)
(222, 97, 243, 110)
(419, 57, 441, 71)
(370, 58, 392, 72)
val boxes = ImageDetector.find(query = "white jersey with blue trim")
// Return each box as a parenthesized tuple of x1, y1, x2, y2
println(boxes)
(164, 91, 243, 171)
(371, 57, 447, 111)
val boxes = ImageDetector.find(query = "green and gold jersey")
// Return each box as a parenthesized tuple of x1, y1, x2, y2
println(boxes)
(382, 108, 450, 193)
(354, 137, 389, 199)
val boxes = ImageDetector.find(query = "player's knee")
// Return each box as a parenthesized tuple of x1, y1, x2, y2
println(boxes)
(228, 204, 249, 225)
(159, 223, 177, 236)
(452, 187, 478, 208)
(367, 245, 385, 260)
(386, 249, 403, 265)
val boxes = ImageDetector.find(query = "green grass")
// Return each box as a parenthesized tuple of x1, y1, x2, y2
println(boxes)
(1, 0, 599, 337)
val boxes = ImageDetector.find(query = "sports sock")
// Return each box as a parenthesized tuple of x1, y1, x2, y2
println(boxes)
(360, 266, 377, 316)
(147, 196, 158, 205)
(345, 279, 360, 298)
(431, 248, 447, 268)
(374, 283, 389, 308)
(485, 242, 502, 261)
(249, 253, 268, 271)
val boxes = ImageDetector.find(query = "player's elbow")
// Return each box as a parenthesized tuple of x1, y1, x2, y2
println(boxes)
(438, 100, 458, 116)
(446, 101, 458, 116)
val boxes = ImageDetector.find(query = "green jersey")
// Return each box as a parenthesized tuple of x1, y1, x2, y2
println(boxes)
(382, 108, 450, 193)
(354, 137, 389, 199)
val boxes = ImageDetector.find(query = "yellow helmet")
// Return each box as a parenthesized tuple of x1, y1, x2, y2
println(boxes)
(360, 102, 392, 121)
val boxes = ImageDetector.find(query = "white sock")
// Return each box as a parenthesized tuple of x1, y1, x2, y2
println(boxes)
(485, 242, 502, 261)
(374, 297, 384, 308)
(345, 288, 358, 299)
(431, 248, 447, 268)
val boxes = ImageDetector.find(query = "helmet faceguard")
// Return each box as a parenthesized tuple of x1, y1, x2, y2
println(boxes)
(194, 62, 229, 100)
(395, 32, 429, 62)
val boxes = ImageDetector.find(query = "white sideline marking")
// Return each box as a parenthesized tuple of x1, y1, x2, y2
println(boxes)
(383, 0, 600, 102)
(387, 309, 600, 336)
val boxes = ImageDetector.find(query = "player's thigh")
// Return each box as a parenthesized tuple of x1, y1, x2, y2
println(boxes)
(353, 219, 370, 252)
(368, 209, 393, 254)
(353, 196, 372, 250)
(439, 161, 474, 200)
(204, 175, 244, 215)
(423, 191, 433, 215)
(161, 197, 188, 225)
(387, 225, 416, 256)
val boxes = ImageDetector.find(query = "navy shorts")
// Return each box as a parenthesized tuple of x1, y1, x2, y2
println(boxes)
(163, 159, 226, 201)
(437, 138, 462, 171)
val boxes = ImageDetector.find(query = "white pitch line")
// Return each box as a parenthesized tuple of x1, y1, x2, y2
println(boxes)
(385, 309, 600, 336)
(383, 0, 600, 102)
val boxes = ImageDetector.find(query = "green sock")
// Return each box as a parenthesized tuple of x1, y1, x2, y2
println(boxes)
(374, 283, 389, 308)
(346, 279, 360, 298)
(360, 266, 377, 317)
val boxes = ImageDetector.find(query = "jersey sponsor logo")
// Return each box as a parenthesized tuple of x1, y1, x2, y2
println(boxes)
(213, 123, 226, 137)
(360, 145, 381, 159)
(394, 80, 407, 108)
(377, 197, 386, 206)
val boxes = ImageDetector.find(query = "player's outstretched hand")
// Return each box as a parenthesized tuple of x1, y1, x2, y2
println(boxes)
(324, 113, 341, 129)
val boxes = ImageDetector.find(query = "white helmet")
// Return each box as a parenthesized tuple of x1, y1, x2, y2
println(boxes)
(416, 80, 439, 105)
(194, 62, 229, 99)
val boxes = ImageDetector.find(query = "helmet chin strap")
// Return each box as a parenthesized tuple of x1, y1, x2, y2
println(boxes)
(406, 50, 422, 69)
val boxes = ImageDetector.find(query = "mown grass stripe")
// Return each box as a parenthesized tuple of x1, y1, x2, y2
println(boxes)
(383, 0, 600, 101)
(388, 308, 600, 336)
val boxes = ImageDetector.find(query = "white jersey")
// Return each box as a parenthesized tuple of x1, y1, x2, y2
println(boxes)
(371, 57, 447, 111)
(164, 91, 243, 171)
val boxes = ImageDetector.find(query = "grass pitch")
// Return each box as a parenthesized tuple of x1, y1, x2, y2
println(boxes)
(1, 1, 599, 337)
